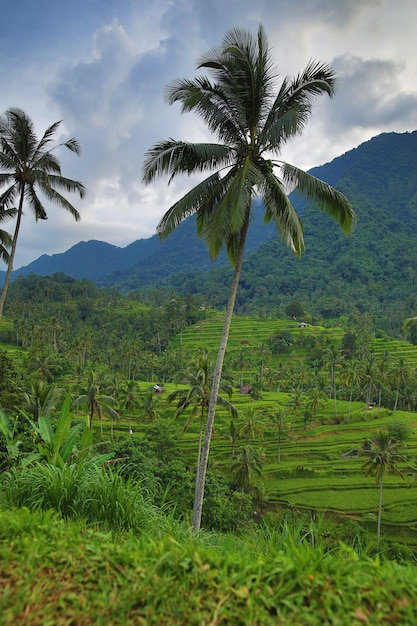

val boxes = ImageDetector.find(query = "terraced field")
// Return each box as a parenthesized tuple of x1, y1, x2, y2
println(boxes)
(171, 314, 417, 543)
(174, 311, 417, 372)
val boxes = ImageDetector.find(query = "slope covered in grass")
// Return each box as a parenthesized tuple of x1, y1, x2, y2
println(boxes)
(2, 507, 417, 625)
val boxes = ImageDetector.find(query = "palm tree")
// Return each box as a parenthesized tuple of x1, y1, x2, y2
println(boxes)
(233, 347, 252, 387)
(139, 389, 162, 423)
(359, 354, 378, 414)
(256, 342, 272, 390)
(119, 380, 141, 433)
(360, 430, 405, 543)
(0, 108, 85, 318)
(304, 386, 328, 425)
(323, 345, 343, 417)
(72, 370, 119, 435)
(269, 406, 288, 464)
(21, 380, 63, 421)
(168, 349, 237, 477)
(341, 359, 361, 423)
(391, 357, 409, 412)
(143, 26, 355, 531)
(237, 404, 266, 443)
(231, 445, 263, 492)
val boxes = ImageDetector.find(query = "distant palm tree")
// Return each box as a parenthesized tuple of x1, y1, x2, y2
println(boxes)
(139, 390, 162, 423)
(72, 370, 119, 435)
(323, 345, 343, 417)
(0, 108, 85, 318)
(231, 445, 263, 492)
(119, 380, 141, 433)
(143, 26, 355, 531)
(341, 359, 361, 423)
(269, 406, 288, 464)
(391, 358, 409, 412)
(168, 349, 237, 477)
(238, 405, 266, 443)
(22, 380, 62, 421)
(361, 430, 405, 543)
(304, 386, 327, 425)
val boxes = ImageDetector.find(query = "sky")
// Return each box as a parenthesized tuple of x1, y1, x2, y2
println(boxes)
(1, 0, 417, 268)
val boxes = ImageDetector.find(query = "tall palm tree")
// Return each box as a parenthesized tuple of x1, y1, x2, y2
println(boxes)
(341, 359, 361, 423)
(323, 345, 343, 417)
(143, 26, 355, 531)
(0, 108, 85, 318)
(361, 430, 405, 543)
(391, 357, 409, 412)
(269, 406, 289, 464)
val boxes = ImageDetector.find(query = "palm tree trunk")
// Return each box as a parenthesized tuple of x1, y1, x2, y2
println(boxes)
(347, 388, 353, 423)
(277, 427, 281, 464)
(393, 386, 400, 412)
(0, 192, 24, 320)
(192, 219, 249, 532)
(377, 476, 383, 544)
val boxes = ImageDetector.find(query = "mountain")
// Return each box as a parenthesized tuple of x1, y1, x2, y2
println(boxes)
(3, 197, 275, 286)
(3, 130, 417, 324)
(172, 130, 417, 320)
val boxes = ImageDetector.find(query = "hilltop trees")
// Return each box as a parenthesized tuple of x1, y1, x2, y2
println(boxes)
(0, 108, 85, 318)
(143, 25, 355, 531)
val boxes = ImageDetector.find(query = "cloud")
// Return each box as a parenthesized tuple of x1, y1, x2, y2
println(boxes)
(0, 0, 416, 268)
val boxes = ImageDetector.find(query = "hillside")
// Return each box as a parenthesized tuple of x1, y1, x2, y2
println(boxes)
(165, 131, 417, 324)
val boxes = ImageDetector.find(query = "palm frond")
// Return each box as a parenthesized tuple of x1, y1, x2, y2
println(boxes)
(156, 172, 225, 239)
(143, 139, 232, 184)
(259, 167, 305, 256)
(260, 61, 336, 151)
(0, 184, 19, 210)
(281, 163, 355, 234)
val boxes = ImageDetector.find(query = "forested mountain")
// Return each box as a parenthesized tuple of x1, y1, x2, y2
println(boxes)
(2, 130, 417, 326)
(158, 130, 417, 327)
(5, 198, 275, 283)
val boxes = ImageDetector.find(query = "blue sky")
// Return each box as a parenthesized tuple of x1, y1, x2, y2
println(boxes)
(1, 0, 417, 268)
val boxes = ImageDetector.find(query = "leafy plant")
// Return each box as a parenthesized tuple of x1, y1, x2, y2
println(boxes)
(0, 409, 21, 470)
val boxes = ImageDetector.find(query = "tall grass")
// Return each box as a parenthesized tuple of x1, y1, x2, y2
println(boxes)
(0, 462, 169, 536)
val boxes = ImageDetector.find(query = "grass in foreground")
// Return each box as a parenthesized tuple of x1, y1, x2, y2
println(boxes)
(2, 507, 417, 625)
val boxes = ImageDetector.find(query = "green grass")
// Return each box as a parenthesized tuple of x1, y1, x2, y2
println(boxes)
(2, 507, 417, 624)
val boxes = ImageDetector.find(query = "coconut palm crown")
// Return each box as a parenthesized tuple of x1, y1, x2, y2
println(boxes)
(0, 108, 85, 317)
(143, 25, 355, 531)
